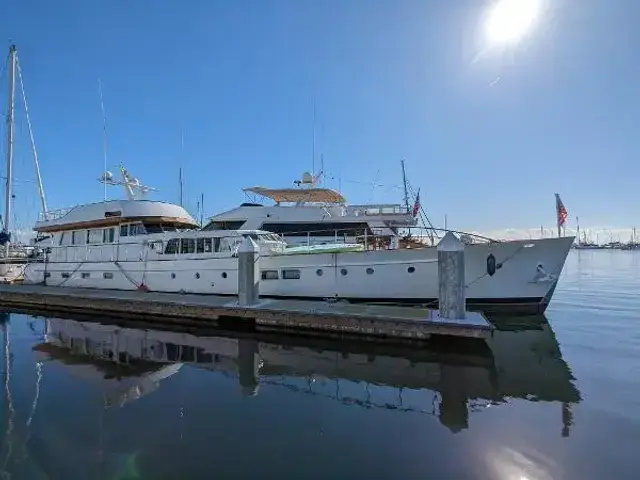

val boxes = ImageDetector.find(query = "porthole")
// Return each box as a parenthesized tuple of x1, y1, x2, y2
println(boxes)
(222, 272, 227, 279)
(340, 268, 348, 276)
(316, 269, 323, 276)
(195, 272, 200, 279)
(366, 267, 374, 275)
(407, 266, 415, 273)
(171, 273, 176, 279)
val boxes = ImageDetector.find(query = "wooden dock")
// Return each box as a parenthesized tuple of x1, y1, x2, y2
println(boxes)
(0, 284, 492, 342)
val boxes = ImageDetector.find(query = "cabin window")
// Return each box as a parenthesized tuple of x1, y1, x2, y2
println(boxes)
(71, 231, 85, 245)
(261, 270, 279, 280)
(59, 232, 69, 245)
(196, 238, 205, 254)
(103, 272, 113, 279)
(120, 225, 129, 237)
(165, 239, 179, 254)
(103, 228, 115, 243)
(143, 224, 164, 234)
(205, 238, 213, 253)
(181, 238, 196, 254)
(129, 223, 147, 236)
(213, 238, 220, 252)
(203, 221, 246, 231)
(81, 272, 90, 279)
(87, 229, 102, 244)
(61, 272, 70, 278)
(282, 269, 301, 280)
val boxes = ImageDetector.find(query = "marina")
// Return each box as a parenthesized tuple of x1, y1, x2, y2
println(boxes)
(1, 0, 639, 477)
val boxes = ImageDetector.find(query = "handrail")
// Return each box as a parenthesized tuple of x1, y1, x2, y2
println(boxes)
(38, 207, 72, 222)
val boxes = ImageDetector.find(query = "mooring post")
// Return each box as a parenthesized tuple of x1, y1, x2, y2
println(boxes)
(437, 231, 466, 319)
(238, 236, 260, 306)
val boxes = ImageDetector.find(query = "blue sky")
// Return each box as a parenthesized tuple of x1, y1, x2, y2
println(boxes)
(1, 0, 639, 237)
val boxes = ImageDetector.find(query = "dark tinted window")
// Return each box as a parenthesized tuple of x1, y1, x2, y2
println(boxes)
(203, 221, 246, 231)
(144, 224, 164, 234)
(261, 222, 372, 237)
(181, 238, 196, 254)
(120, 225, 128, 237)
(165, 239, 179, 254)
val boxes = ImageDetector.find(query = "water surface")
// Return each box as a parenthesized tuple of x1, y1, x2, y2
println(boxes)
(0, 250, 638, 479)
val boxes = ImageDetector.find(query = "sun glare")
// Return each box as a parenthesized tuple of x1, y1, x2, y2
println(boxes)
(485, 0, 541, 45)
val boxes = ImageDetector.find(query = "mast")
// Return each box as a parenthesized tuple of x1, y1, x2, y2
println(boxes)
(576, 216, 580, 245)
(4, 45, 17, 247)
(401, 160, 409, 213)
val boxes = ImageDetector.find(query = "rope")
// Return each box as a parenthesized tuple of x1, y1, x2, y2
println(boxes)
(55, 261, 86, 287)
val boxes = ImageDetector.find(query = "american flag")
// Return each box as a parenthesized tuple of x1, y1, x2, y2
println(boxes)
(412, 189, 421, 217)
(555, 193, 568, 227)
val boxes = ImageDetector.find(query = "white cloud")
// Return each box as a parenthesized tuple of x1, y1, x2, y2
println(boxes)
(471, 226, 636, 243)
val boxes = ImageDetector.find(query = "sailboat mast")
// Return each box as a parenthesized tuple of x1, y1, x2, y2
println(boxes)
(401, 160, 409, 213)
(4, 45, 17, 243)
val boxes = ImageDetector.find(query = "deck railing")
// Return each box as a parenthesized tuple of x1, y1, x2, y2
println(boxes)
(38, 207, 73, 222)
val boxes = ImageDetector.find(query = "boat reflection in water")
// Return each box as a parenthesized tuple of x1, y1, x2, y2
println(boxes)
(32, 313, 581, 435)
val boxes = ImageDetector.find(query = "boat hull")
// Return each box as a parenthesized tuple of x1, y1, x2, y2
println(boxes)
(23, 236, 574, 314)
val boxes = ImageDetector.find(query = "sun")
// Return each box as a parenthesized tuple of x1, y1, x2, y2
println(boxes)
(484, 0, 541, 45)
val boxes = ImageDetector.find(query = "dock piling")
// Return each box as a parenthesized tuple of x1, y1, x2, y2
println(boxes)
(437, 232, 466, 320)
(238, 236, 260, 306)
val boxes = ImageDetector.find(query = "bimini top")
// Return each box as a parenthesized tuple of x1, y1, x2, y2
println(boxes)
(34, 200, 199, 232)
(244, 187, 346, 204)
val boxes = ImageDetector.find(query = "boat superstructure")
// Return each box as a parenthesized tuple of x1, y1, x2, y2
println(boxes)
(204, 172, 418, 248)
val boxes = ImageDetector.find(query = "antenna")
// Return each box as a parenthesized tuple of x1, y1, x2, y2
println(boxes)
(200, 193, 204, 226)
(311, 98, 316, 176)
(179, 124, 184, 207)
(401, 160, 410, 213)
(99, 164, 157, 201)
(98, 78, 108, 202)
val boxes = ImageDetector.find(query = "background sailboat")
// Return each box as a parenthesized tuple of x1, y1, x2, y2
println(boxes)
(0, 44, 48, 282)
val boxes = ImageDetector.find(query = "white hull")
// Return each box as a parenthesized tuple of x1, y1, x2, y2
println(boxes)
(24, 236, 573, 313)
(0, 261, 26, 283)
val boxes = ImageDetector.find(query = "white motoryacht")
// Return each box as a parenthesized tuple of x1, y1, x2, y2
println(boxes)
(23, 166, 574, 314)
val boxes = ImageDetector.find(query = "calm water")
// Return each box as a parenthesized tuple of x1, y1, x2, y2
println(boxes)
(0, 250, 638, 479)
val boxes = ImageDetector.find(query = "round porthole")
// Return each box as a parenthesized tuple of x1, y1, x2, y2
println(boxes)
(407, 266, 415, 273)
(366, 267, 374, 275)
(222, 272, 227, 279)
(340, 268, 348, 276)
(171, 273, 176, 279)
(316, 269, 323, 276)
(195, 272, 200, 279)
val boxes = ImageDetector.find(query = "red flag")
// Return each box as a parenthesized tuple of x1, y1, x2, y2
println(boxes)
(412, 190, 421, 217)
(555, 193, 568, 227)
